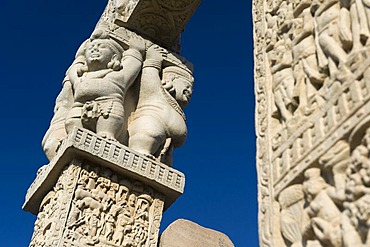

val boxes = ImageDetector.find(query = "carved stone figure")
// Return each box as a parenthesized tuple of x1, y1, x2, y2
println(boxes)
(302, 168, 342, 247)
(64, 30, 145, 142)
(26, 1, 199, 247)
(341, 127, 370, 246)
(319, 140, 350, 202)
(313, 0, 349, 76)
(128, 45, 193, 165)
(116, 0, 140, 21)
(292, 3, 325, 115)
(254, 0, 370, 245)
(278, 185, 305, 247)
(270, 38, 297, 124)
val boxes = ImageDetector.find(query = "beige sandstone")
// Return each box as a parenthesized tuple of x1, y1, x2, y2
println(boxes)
(24, 1, 204, 246)
(159, 219, 234, 247)
(254, 0, 370, 246)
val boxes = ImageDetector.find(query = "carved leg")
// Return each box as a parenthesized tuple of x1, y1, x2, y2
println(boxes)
(65, 116, 83, 134)
(128, 116, 166, 157)
(96, 113, 124, 141)
(341, 213, 363, 247)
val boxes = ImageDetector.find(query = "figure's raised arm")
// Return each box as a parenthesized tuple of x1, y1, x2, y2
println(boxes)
(111, 33, 146, 84)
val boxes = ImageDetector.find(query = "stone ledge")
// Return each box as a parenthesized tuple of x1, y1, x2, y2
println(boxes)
(23, 127, 185, 214)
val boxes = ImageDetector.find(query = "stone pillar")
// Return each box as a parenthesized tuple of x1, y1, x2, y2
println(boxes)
(24, 1, 201, 246)
(24, 128, 184, 247)
(254, 0, 370, 246)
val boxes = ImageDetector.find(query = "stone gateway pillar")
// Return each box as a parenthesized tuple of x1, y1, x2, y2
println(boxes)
(254, 0, 370, 246)
(23, 1, 201, 246)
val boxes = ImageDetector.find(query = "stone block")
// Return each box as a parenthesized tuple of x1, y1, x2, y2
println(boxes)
(159, 219, 234, 247)
(24, 127, 185, 215)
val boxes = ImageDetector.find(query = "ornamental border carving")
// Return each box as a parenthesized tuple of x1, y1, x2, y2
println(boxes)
(24, 127, 185, 215)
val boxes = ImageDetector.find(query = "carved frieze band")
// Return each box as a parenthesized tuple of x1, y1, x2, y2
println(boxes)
(29, 162, 165, 247)
(24, 127, 184, 215)
(254, 0, 370, 246)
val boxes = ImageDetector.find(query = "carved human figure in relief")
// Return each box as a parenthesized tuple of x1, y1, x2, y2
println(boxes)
(291, 3, 325, 116)
(270, 38, 297, 124)
(341, 128, 370, 246)
(313, 0, 350, 76)
(132, 195, 152, 246)
(116, 0, 139, 20)
(319, 140, 350, 202)
(128, 45, 193, 165)
(64, 31, 145, 141)
(302, 168, 342, 247)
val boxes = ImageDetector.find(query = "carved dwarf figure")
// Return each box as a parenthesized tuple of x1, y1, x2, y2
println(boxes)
(65, 31, 145, 141)
(42, 30, 145, 161)
(128, 45, 193, 165)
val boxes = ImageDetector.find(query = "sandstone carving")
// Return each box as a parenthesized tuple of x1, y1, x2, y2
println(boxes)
(25, 1, 201, 247)
(128, 45, 193, 165)
(64, 30, 145, 142)
(42, 12, 195, 164)
(254, 0, 370, 246)
(29, 161, 165, 247)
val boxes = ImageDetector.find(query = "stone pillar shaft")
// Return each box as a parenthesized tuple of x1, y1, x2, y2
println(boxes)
(25, 128, 184, 247)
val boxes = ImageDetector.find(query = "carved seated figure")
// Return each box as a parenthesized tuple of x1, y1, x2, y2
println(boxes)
(64, 31, 145, 141)
(128, 45, 193, 166)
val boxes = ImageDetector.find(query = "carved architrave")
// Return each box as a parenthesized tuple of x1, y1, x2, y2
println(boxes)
(98, 0, 202, 52)
(254, 0, 370, 246)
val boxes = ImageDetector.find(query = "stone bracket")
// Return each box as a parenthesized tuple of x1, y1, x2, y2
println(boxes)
(24, 127, 185, 215)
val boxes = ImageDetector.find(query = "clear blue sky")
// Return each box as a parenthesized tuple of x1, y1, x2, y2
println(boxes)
(0, 1, 256, 246)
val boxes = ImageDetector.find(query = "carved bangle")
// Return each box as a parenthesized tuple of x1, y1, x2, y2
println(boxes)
(124, 49, 143, 62)
(143, 59, 162, 70)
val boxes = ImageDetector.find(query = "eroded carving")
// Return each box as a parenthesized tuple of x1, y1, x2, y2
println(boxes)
(255, 0, 370, 245)
(27, 1, 200, 247)
(276, 137, 370, 247)
(42, 27, 194, 165)
(30, 162, 165, 247)
(29, 164, 80, 247)
(64, 30, 145, 142)
(128, 45, 193, 165)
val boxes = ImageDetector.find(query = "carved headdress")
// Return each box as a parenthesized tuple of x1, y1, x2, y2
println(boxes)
(89, 29, 125, 60)
(163, 66, 194, 84)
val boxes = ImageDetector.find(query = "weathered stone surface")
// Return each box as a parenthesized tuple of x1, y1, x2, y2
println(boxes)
(254, 0, 370, 246)
(42, 0, 198, 167)
(159, 219, 234, 247)
(24, 1, 201, 246)
(97, 0, 202, 52)
(25, 127, 185, 215)
(25, 128, 187, 247)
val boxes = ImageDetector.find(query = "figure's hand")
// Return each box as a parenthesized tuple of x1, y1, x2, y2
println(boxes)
(128, 32, 146, 55)
(146, 45, 167, 62)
